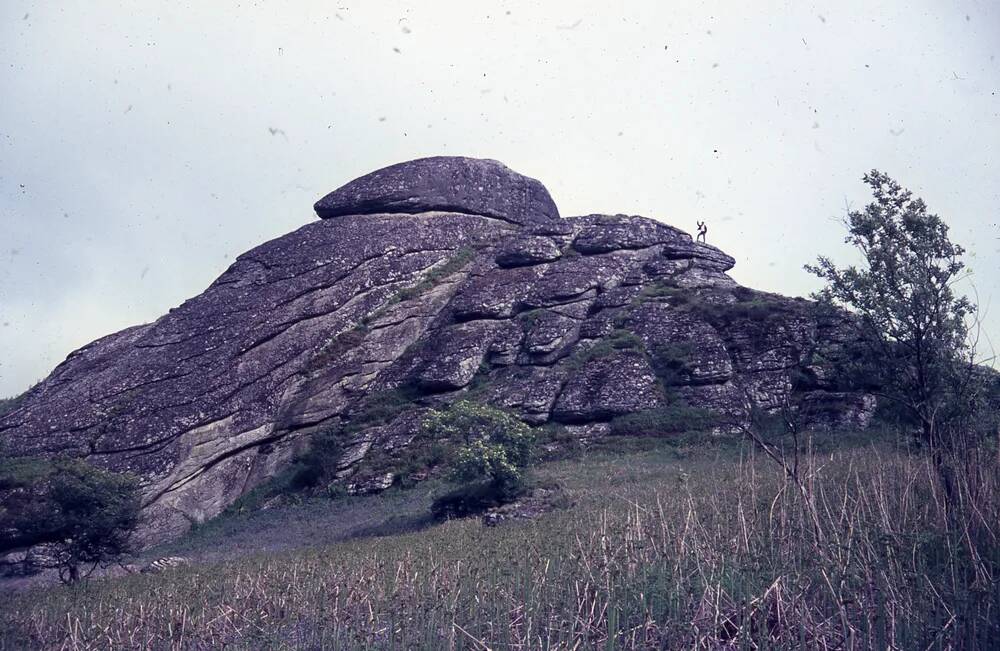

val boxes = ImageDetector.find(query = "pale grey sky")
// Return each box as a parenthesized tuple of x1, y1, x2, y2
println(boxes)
(1, 1, 997, 396)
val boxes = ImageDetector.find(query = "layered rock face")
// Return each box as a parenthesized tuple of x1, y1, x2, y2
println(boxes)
(0, 156, 874, 545)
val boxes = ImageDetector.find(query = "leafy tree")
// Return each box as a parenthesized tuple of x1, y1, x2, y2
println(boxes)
(805, 171, 989, 499)
(0, 457, 141, 583)
(421, 400, 535, 517)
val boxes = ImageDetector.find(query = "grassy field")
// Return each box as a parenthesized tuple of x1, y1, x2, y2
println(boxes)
(2, 435, 998, 650)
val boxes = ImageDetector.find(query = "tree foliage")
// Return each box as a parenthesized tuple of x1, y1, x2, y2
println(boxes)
(805, 170, 985, 450)
(288, 430, 344, 491)
(421, 401, 535, 517)
(0, 457, 141, 583)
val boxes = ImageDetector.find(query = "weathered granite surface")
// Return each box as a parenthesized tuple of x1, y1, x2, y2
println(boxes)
(0, 156, 875, 546)
(314, 156, 559, 226)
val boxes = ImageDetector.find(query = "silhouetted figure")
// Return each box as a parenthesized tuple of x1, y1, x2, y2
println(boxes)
(696, 221, 707, 243)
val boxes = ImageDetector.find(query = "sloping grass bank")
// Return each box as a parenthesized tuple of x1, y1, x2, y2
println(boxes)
(2, 440, 997, 649)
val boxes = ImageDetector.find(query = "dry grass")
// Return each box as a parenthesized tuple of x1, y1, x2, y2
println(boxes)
(2, 440, 997, 650)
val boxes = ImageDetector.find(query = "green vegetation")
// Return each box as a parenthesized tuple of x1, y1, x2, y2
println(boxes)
(308, 248, 477, 375)
(635, 280, 814, 329)
(344, 385, 424, 432)
(635, 280, 680, 300)
(5, 176, 998, 648)
(806, 171, 998, 516)
(647, 341, 694, 386)
(360, 247, 476, 328)
(421, 400, 536, 518)
(306, 326, 368, 374)
(395, 247, 475, 302)
(232, 386, 428, 512)
(566, 328, 645, 370)
(286, 430, 345, 493)
(610, 404, 717, 436)
(806, 170, 990, 450)
(564, 327, 721, 435)
(0, 382, 38, 417)
(2, 438, 996, 649)
(226, 432, 346, 516)
(517, 307, 545, 328)
(0, 457, 140, 584)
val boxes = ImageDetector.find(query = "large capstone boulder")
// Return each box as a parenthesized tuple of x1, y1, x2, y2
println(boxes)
(314, 156, 560, 226)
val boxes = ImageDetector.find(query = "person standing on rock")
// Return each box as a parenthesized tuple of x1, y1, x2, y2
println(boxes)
(696, 221, 708, 243)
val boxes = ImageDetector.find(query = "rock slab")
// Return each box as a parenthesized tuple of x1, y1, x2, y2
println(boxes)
(314, 156, 560, 226)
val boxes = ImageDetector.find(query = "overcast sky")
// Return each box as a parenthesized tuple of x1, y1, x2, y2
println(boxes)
(0, 1, 997, 396)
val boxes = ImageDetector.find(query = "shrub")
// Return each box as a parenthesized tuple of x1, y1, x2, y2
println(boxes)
(422, 401, 535, 517)
(649, 342, 695, 387)
(289, 430, 344, 490)
(230, 428, 348, 511)
(428, 480, 511, 519)
(0, 457, 141, 583)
